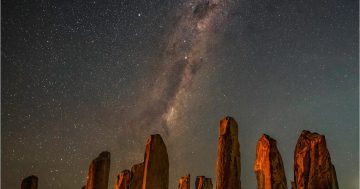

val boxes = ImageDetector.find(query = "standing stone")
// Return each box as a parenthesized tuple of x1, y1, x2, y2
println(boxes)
(115, 170, 131, 189)
(142, 134, 169, 189)
(216, 116, 241, 189)
(254, 134, 287, 189)
(195, 176, 213, 189)
(86, 151, 111, 189)
(130, 162, 144, 189)
(294, 130, 338, 189)
(21, 175, 38, 189)
(178, 174, 190, 189)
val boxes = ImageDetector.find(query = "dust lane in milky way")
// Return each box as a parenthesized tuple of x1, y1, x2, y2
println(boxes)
(127, 0, 238, 139)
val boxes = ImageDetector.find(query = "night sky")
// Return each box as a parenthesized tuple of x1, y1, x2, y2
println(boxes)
(2, 0, 358, 188)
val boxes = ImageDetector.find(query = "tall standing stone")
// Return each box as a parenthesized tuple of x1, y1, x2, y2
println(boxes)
(86, 151, 111, 189)
(178, 174, 190, 189)
(294, 130, 338, 189)
(216, 116, 241, 189)
(142, 134, 169, 189)
(195, 176, 213, 189)
(254, 134, 287, 189)
(21, 175, 38, 189)
(115, 170, 131, 189)
(130, 162, 144, 189)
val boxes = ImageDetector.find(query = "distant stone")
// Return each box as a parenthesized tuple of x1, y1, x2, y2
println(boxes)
(21, 175, 38, 189)
(254, 134, 287, 189)
(178, 174, 190, 189)
(142, 134, 169, 189)
(115, 170, 131, 189)
(294, 130, 338, 189)
(130, 162, 144, 189)
(86, 151, 111, 189)
(290, 181, 296, 189)
(216, 116, 241, 189)
(195, 176, 213, 189)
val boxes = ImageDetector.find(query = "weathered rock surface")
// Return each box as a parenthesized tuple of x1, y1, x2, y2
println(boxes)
(294, 130, 338, 189)
(21, 175, 38, 189)
(216, 116, 241, 189)
(142, 134, 169, 189)
(178, 174, 190, 189)
(195, 176, 213, 189)
(130, 162, 144, 189)
(86, 151, 111, 189)
(254, 134, 287, 189)
(115, 170, 131, 189)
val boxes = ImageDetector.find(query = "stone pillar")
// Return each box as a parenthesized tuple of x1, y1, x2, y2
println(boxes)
(130, 162, 144, 189)
(195, 176, 213, 189)
(254, 134, 287, 189)
(178, 174, 190, 189)
(216, 116, 241, 189)
(142, 134, 169, 189)
(115, 170, 131, 189)
(294, 130, 338, 189)
(86, 151, 111, 189)
(21, 175, 38, 189)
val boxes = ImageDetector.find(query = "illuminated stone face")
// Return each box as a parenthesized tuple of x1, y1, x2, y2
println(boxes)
(254, 134, 287, 189)
(115, 170, 131, 189)
(294, 130, 338, 189)
(178, 174, 191, 189)
(216, 116, 241, 189)
(195, 176, 213, 189)
(86, 151, 111, 189)
(142, 134, 169, 189)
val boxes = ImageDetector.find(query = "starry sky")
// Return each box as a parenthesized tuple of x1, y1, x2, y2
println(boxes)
(1, 0, 358, 188)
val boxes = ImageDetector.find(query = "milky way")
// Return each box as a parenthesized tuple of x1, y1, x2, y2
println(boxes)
(128, 0, 237, 138)
(121, 1, 240, 165)
(2, 0, 358, 188)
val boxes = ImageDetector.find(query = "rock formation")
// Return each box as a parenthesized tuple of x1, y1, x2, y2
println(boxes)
(216, 116, 241, 189)
(129, 162, 144, 189)
(115, 170, 131, 189)
(21, 175, 38, 189)
(195, 176, 213, 189)
(86, 151, 111, 189)
(254, 134, 287, 189)
(293, 130, 338, 189)
(142, 134, 169, 189)
(178, 174, 190, 189)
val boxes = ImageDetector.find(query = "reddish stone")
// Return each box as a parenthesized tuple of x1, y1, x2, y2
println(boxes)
(178, 174, 190, 189)
(254, 134, 287, 189)
(142, 134, 169, 189)
(294, 130, 338, 189)
(216, 116, 241, 189)
(115, 170, 131, 189)
(86, 151, 111, 189)
(195, 176, 213, 189)
(129, 162, 144, 189)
